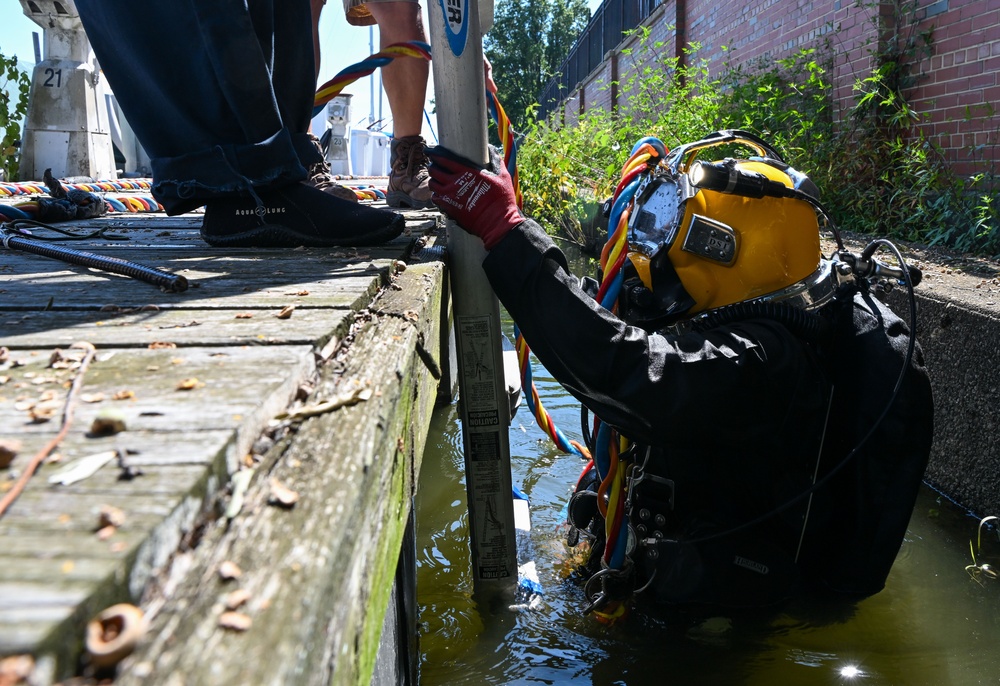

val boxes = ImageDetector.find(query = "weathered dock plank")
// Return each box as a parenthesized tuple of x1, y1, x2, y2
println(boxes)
(0, 249, 396, 312)
(0, 346, 314, 459)
(1, 306, 353, 349)
(110, 261, 446, 686)
(0, 207, 445, 684)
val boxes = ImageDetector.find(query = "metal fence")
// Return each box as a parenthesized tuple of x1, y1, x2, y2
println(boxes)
(537, 0, 661, 120)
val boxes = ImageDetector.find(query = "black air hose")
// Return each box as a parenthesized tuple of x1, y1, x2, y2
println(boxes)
(692, 301, 830, 343)
(2, 233, 188, 293)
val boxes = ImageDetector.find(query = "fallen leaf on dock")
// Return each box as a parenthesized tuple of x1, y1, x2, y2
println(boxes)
(89, 410, 127, 436)
(80, 392, 105, 403)
(225, 469, 255, 520)
(224, 589, 252, 610)
(112, 389, 136, 401)
(235, 313, 254, 319)
(48, 450, 118, 485)
(0, 440, 21, 468)
(275, 385, 374, 421)
(175, 377, 204, 391)
(0, 655, 34, 685)
(98, 504, 126, 529)
(268, 478, 299, 508)
(148, 341, 177, 349)
(275, 304, 296, 319)
(218, 611, 252, 632)
(49, 347, 88, 369)
(29, 401, 60, 423)
(218, 561, 243, 581)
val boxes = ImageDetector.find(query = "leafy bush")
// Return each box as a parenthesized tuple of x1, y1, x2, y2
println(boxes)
(516, 34, 729, 242)
(0, 52, 31, 182)
(514, 5, 1000, 257)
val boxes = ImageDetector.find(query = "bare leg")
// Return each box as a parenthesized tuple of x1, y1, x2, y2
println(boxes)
(367, 1, 428, 137)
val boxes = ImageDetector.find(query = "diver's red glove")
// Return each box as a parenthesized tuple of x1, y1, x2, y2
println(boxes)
(426, 145, 522, 250)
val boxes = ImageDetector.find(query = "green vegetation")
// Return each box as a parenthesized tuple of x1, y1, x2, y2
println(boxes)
(966, 515, 999, 585)
(513, 1, 1000, 257)
(0, 51, 31, 182)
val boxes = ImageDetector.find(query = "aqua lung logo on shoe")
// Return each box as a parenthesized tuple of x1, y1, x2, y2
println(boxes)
(232, 207, 288, 217)
(733, 555, 769, 575)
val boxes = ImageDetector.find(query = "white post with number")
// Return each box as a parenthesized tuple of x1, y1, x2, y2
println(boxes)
(19, 0, 116, 181)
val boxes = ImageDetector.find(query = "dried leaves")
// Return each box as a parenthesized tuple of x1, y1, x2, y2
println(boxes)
(175, 377, 204, 391)
(47, 450, 118, 485)
(276, 384, 374, 422)
(89, 410, 127, 436)
(218, 611, 252, 632)
(224, 588, 252, 611)
(0, 440, 20, 469)
(268, 478, 299, 508)
(218, 561, 243, 581)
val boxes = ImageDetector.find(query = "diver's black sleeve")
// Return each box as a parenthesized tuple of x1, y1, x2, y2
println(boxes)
(481, 219, 823, 449)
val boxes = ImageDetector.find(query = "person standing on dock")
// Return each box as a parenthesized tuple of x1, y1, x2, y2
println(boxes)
(74, 0, 405, 249)
(425, 134, 934, 616)
(311, 0, 434, 209)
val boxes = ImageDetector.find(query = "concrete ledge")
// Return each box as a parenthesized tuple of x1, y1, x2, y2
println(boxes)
(886, 254, 1000, 517)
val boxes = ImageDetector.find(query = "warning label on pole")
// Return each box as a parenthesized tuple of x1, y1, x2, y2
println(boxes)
(459, 316, 501, 430)
(455, 314, 513, 581)
(469, 453, 511, 579)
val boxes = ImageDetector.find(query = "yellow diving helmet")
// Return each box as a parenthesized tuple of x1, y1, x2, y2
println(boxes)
(624, 130, 831, 324)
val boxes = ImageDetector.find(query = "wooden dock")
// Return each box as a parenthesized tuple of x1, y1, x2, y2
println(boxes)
(0, 204, 450, 685)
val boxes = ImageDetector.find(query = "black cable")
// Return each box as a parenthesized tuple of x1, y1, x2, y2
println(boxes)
(1, 231, 188, 293)
(3, 218, 128, 241)
(580, 404, 594, 455)
(693, 300, 830, 342)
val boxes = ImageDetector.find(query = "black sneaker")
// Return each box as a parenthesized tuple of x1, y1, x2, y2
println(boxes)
(200, 183, 404, 248)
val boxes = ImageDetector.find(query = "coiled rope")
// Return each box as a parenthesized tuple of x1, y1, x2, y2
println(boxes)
(313, 42, 432, 118)
(0, 178, 162, 220)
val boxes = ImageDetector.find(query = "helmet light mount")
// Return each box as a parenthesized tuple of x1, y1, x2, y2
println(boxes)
(688, 159, 795, 199)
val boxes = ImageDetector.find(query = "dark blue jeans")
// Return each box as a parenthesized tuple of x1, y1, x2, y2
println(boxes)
(76, 0, 324, 214)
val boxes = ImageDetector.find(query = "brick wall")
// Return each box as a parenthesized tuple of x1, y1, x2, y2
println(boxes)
(564, 0, 998, 172)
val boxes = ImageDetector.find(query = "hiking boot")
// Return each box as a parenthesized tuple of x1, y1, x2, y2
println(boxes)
(306, 134, 359, 203)
(200, 183, 404, 248)
(387, 135, 433, 209)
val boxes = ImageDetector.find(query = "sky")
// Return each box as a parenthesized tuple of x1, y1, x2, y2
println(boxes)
(0, 0, 603, 144)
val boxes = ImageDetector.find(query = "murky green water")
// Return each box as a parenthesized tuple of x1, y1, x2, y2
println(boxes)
(415, 250, 1000, 685)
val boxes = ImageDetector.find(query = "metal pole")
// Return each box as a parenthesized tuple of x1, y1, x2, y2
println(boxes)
(369, 26, 375, 127)
(428, 0, 517, 598)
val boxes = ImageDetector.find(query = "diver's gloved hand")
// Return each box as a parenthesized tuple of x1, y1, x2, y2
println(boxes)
(426, 145, 522, 250)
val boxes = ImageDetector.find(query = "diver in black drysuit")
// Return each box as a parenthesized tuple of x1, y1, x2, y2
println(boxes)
(426, 144, 934, 607)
